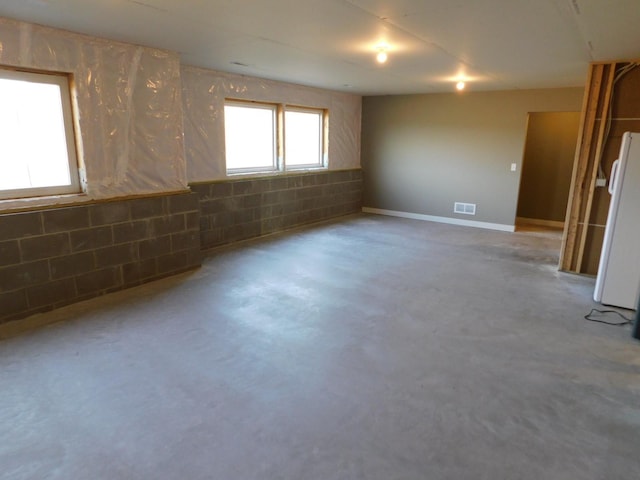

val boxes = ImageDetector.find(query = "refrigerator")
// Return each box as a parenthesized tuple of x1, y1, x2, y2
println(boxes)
(593, 131, 640, 310)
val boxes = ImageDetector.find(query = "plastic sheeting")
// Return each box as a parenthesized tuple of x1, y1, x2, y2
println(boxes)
(181, 66, 361, 182)
(0, 17, 187, 208)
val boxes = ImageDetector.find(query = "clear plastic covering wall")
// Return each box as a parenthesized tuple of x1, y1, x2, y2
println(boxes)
(0, 17, 188, 207)
(181, 66, 362, 182)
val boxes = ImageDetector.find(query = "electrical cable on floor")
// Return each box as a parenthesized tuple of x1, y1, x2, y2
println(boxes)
(584, 308, 633, 326)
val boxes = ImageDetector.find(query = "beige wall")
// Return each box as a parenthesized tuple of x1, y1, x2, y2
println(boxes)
(517, 112, 580, 223)
(362, 88, 584, 228)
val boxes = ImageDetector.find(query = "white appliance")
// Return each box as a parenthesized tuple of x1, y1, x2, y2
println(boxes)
(594, 132, 640, 310)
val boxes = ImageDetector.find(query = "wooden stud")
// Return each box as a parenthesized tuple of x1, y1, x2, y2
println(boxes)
(575, 63, 615, 270)
(560, 64, 604, 271)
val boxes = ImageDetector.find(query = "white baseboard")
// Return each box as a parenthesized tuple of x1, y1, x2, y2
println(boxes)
(362, 207, 516, 232)
(516, 217, 565, 229)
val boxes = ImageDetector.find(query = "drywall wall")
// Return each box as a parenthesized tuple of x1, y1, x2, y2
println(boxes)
(517, 112, 580, 223)
(361, 88, 584, 228)
(0, 17, 188, 210)
(181, 65, 361, 182)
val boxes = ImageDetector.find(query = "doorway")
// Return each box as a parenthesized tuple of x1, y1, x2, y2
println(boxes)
(516, 112, 580, 232)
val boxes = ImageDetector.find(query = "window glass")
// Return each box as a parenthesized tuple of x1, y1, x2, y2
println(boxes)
(0, 69, 80, 199)
(224, 102, 277, 172)
(285, 109, 323, 168)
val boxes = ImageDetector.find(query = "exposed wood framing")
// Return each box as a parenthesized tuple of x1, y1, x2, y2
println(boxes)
(575, 65, 615, 268)
(559, 63, 615, 272)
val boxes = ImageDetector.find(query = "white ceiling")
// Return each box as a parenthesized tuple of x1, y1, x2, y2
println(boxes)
(1, 0, 639, 95)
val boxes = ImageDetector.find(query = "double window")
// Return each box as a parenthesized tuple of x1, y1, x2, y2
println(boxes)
(224, 100, 327, 174)
(0, 68, 80, 200)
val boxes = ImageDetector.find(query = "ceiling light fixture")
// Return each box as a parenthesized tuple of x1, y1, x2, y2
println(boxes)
(456, 81, 465, 91)
(376, 46, 388, 64)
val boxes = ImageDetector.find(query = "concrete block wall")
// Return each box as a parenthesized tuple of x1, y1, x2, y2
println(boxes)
(0, 192, 201, 323)
(192, 169, 363, 249)
(0, 172, 363, 324)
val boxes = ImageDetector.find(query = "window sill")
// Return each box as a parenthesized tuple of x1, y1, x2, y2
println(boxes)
(0, 193, 90, 215)
(225, 167, 328, 179)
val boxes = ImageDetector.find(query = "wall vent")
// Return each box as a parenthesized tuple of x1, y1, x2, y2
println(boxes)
(454, 202, 476, 215)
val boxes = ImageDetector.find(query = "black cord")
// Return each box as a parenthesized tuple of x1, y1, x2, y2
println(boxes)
(584, 308, 633, 326)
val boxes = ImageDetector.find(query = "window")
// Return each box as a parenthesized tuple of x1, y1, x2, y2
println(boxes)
(224, 101, 277, 173)
(224, 100, 326, 174)
(284, 107, 324, 168)
(0, 68, 80, 200)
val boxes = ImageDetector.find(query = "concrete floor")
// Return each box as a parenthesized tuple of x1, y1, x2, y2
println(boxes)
(1, 214, 639, 480)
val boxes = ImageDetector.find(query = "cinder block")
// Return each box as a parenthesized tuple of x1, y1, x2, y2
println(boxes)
(261, 191, 281, 205)
(138, 236, 172, 260)
(302, 175, 318, 187)
(156, 251, 188, 275)
(200, 199, 225, 216)
(94, 244, 138, 268)
(231, 210, 254, 224)
(75, 267, 120, 296)
(50, 251, 95, 279)
(269, 177, 289, 191)
(186, 248, 202, 268)
(288, 176, 304, 188)
(315, 173, 329, 185)
(0, 240, 20, 267)
(201, 229, 222, 248)
(112, 221, 148, 244)
(265, 204, 285, 218)
(129, 197, 166, 219)
(187, 183, 211, 198)
(0, 289, 28, 319)
(148, 215, 185, 237)
(262, 217, 284, 234)
(199, 216, 210, 232)
(221, 197, 240, 211)
(0, 212, 42, 241)
(70, 226, 113, 252)
(232, 180, 255, 196)
(209, 182, 233, 198)
(0, 260, 50, 292)
(242, 193, 262, 208)
(122, 258, 157, 286)
(185, 211, 200, 231)
(171, 231, 200, 252)
(27, 278, 77, 309)
(20, 233, 70, 261)
(302, 198, 318, 210)
(280, 190, 296, 202)
(89, 202, 130, 226)
(331, 170, 353, 183)
(42, 206, 90, 233)
(212, 212, 234, 228)
(168, 193, 198, 214)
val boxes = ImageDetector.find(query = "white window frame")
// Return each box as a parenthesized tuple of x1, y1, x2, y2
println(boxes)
(224, 100, 278, 174)
(283, 106, 325, 170)
(0, 67, 81, 200)
(224, 99, 327, 175)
